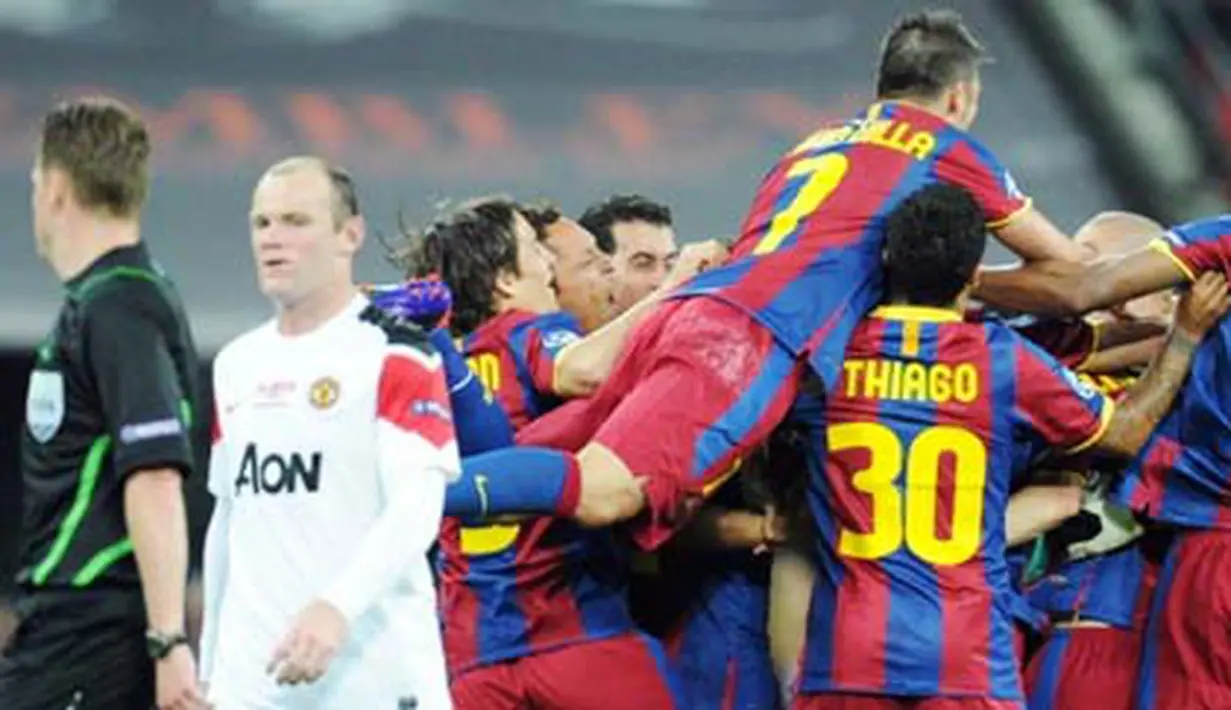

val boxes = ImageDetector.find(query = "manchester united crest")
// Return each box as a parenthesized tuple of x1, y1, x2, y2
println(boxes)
(308, 376, 340, 410)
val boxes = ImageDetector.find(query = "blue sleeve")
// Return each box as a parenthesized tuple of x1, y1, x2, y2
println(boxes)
(429, 328, 514, 456)
(445, 447, 580, 524)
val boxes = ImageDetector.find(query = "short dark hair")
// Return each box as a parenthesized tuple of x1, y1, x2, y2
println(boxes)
(519, 201, 564, 242)
(876, 10, 988, 100)
(39, 96, 151, 218)
(265, 156, 359, 229)
(883, 183, 986, 307)
(326, 164, 360, 226)
(393, 196, 523, 336)
(578, 194, 673, 255)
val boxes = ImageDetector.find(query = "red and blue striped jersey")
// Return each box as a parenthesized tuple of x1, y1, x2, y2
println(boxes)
(672, 101, 1030, 390)
(1112, 217, 1231, 529)
(795, 306, 1113, 700)
(458, 309, 580, 429)
(1026, 543, 1156, 630)
(438, 308, 634, 674)
(970, 309, 1097, 372)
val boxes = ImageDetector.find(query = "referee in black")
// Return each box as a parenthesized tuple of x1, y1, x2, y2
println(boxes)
(0, 98, 210, 709)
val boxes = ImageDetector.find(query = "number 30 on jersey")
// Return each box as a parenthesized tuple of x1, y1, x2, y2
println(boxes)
(830, 422, 987, 567)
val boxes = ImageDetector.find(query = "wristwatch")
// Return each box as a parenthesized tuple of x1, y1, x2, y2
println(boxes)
(145, 629, 189, 660)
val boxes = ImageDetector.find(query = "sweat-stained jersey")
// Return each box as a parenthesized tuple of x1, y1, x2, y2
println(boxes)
(203, 296, 458, 709)
(672, 101, 1031, 389)
(1114, 217, 1231, 528)
(438, 309, 634, 675)
(791, 305, 1113, 700)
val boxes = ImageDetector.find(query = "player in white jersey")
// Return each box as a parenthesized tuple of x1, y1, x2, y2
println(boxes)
(199, 156, 458, 709)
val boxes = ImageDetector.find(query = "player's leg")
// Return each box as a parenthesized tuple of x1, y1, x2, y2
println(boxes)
(523, 632, 686, 710)
(769, 542, 815, 704)
(578, 297, 802, 548)
(1136, 530, 1231, 710)
(449, 662, 529, 710)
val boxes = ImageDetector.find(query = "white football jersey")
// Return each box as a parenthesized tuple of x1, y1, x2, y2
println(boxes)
(204, 295, 457, 710)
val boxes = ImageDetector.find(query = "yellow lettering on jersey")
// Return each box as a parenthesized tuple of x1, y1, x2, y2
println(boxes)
(844, 359, 981, 404)
(900, 363, 928, 401)
(466, 353, 502, 394)
(929, 365, 953, 404)
(843, 360, 866, 399)
(953, 364, 979, 403)
(864, 360, 892, 399)
(794, 117, 938, 162)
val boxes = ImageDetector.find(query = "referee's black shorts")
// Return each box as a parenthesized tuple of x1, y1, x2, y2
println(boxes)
(0, 588, 153, 710)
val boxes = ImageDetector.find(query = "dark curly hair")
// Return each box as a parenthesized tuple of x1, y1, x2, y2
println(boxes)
(392, 196, 524, 336)
(578, 194, 672, 255)
(883, 183, 987, 307)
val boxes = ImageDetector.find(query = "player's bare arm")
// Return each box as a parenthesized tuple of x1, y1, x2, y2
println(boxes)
(975, 247, 1187, 316)
(672, 505, 787, 554)
(994, 206, 1093, 263)
(126, 468, 211, 709)
(553, 238, 728, 397)
(1004, 484, 1084, 546)
(1094, 272, 1231, 458)
(1091, 317, 1168, 353)
(1079, 336, 1164, 375)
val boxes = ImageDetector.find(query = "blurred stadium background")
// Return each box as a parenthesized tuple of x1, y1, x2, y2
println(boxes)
(0, 0, 1229, 604)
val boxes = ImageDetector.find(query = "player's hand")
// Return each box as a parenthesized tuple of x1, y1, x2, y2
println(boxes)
(752, 504, 790, 555)
(1174, 272, 1231, 339)
(156, 645, 212, 710)
(662, 239, 730, 289)
(267, 599, 349, 686)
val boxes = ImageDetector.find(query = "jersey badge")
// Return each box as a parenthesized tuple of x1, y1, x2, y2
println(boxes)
(26, 369, 65, 444)
(308, 376, 341, 410)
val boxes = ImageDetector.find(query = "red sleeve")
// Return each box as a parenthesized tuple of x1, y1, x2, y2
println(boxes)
(210, 399, 222, 445)
(933, 136, 1031, 229)
(1014, 340, 1114, 456)
(377, 349, 456, 450)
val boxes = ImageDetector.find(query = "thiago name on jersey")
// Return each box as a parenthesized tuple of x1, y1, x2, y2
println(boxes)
(842, 359, 979, 404)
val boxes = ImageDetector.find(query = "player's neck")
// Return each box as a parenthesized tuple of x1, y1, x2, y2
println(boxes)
(497, 293, 550, 317)
(51, 215, 141, 283)
(881, 97, 951, 124)
(275, 281, 360, 337)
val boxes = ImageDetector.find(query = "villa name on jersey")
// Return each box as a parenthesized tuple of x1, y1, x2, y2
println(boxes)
(235, 442, 323, 496)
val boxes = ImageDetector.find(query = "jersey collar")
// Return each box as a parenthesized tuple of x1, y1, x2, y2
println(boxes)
(869, 305, 963, 323)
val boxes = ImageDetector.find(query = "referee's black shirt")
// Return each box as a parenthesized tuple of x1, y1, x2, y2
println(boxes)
(15, 243, 200, 592)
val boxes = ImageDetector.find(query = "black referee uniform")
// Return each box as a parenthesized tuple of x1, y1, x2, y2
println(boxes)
(0, 243, 200, 709)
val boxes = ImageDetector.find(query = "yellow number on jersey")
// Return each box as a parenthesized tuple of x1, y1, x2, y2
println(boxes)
(456, 465, 522, 556)
(753, 152, 851, 255)
(830, 422, 987, 567)
(459, 523, 521, 556)
(466, 352, 502, 394)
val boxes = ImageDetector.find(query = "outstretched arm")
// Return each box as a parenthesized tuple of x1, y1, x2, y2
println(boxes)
(976, 247, 1188, 316)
